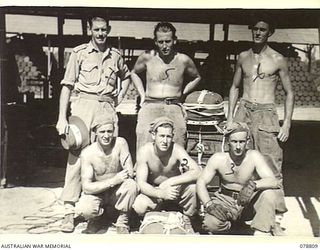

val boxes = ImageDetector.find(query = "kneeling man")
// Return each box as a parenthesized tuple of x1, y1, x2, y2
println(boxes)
(76, 115, 138, 234)
(196, 122, 286, 235)
(133, 117, 201, 223)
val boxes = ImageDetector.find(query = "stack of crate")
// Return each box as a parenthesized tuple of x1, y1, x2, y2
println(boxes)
(275, 57, 320, 107)
(15, 54, 44, 99)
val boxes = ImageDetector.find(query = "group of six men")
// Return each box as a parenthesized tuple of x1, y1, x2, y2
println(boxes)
(56, 14, 294, 235)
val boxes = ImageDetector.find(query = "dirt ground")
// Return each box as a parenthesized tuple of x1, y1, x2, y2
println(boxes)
(0, 120, 319, 236)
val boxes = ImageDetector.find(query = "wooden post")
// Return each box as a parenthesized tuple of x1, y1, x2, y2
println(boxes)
(222, 24, 229, 97)
(81, 18, 87, 37)
(0, 9, 6, 186)
(57, 14, 64, 73)
(44, 38, 51, 100)
(223, 23, 229, 42)
(209, 24, 215, 41)
(318, 20, 320, 60)
(0, 9, 5, 105)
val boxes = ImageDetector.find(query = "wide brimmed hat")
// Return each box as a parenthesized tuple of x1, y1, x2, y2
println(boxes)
(60, 116, 90, 151)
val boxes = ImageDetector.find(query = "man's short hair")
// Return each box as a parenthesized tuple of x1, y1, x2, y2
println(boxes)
(149, 116, 174, 133)
(249, 13, 275, 34)
(87, 15, 109, 28)
(153, 22, 177, 40)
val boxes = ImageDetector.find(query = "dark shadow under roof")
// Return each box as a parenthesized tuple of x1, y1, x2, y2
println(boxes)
(2, 7, 320, 29)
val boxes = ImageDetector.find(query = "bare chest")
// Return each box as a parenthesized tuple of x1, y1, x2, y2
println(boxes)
(148, 157, 180, 182)
(146, 57, 185, 84)
(242, 56, 279, 82)
(92, 150, 121, 177)
(220, 158, 255, 185)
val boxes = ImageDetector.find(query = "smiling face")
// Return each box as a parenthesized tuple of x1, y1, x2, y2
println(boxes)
(155, 31, 176, 57)
(228, 131, 248, 158)
(90, 18, 109, 48)
(251, 21, 272, 44)
(96, 123, 115, 147)
(152, 125, 174, 152)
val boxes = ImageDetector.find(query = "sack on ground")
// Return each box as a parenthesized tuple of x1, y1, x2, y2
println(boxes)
(139, 211, 192, 234)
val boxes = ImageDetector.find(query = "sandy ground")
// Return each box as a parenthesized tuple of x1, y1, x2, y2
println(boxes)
(0, 184, 319, 236)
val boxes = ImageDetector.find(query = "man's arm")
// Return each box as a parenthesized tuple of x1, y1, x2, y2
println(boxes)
(196, 155, 219, 205)
(81, 152, 129, 195)
(56, 51, 79, 135)
(136, 147, 164, 199)
(56, 85, 72, 135)
(119, 138, 134, 178)
(182, 56, 201, 97)
(226, 55, 243, 126)
(251, 150, 281, 190)
(159, 145, 201, 188)
(116, 77, 131, 105)
(115, 56, 131, 105)
(131, 53, 148, 104)
(277, 56, 295, 142)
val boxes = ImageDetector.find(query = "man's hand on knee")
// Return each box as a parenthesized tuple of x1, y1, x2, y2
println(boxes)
(113, 169, 129, 185)
(159, 186, 180, 201)
(238, 179, 256, 206)
(204, 200, 229, 222)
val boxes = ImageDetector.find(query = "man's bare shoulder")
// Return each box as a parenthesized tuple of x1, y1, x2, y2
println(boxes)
(176, 52, 194, 64)
(138, 142, 153, 156)
(207, 152, 228, 164)
(81, 142, 98, 157)
(239, 50, 251, 60)
(139, 50, 156, 60)
(245, 149, 263, 160)
(172, 142, 186, 153)
(114, 136, 128, 146)
(266, 46, 286, 62)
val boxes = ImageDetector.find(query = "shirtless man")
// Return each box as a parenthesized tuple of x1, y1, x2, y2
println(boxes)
(132, 117, 201, 225)
(75, 115, 138, 234)
(197, 122, 285, 235)
(131, 22, 201, 150)
(226, 17, 294, 232)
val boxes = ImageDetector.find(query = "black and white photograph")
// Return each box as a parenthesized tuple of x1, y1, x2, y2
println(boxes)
(0, 1, 319, 249)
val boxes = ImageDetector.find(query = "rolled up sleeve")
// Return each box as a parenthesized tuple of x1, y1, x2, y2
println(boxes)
(61, 51, 79, 88)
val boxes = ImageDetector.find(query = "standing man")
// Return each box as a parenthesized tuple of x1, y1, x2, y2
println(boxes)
(132, 117, 201, 226)
(76, 115, 138, 234)
(226, 17, 294, 233)
(197, 122, 286, 235)
(131, 22, 201, 150)
(56, 15, 131, 232)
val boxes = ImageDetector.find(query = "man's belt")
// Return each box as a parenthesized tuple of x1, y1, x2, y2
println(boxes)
(241, 99, 275, 111)
(78, 92, 114, 103)
(220, 186, 239, 200)
(145, 97, 181, 105)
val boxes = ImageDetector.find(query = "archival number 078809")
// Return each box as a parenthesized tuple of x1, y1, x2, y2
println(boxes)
(300, 244, 318, 248)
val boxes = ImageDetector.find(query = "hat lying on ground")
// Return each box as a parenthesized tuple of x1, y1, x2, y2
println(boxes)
(224, 122, 250, 137)
(149, 116, 174, 133)
(60, 116, 90, 151)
